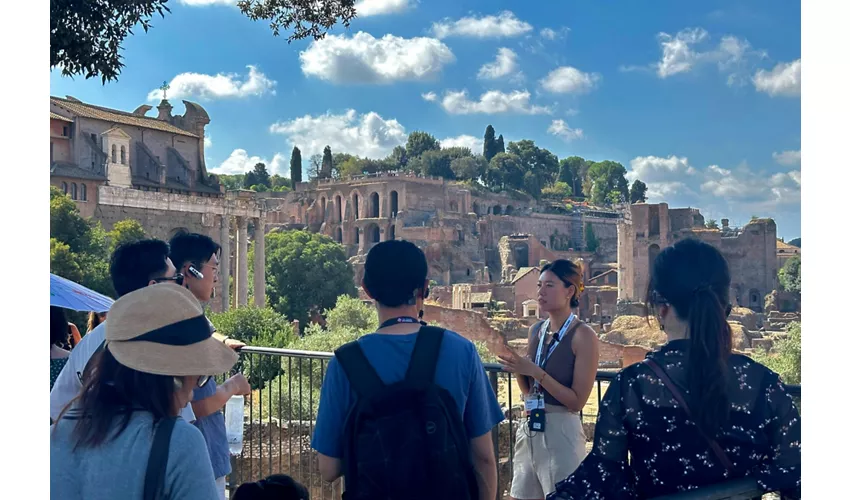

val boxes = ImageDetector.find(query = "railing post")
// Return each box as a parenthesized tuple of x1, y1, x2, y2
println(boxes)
(488, 370, 500, 469)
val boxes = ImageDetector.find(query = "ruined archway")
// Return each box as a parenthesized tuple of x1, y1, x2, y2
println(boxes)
(390, 190, 399, 217)
(388, 224, 395, 240)
(472, 202, 480, 215)
(335, 195, 342, 222)
(335, 227, 343, 243)
(352, 192, 361, 220)
(367, 224, 380, 243)
(370, 192, 380, 218)
(493, 205, 502, 215)
(505, 205, 514, 215)
(749, 289, 762, 311)
(320, 198, 327, 221)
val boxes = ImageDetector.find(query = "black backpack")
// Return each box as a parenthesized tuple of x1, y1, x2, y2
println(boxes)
(334, 326, 479, 500)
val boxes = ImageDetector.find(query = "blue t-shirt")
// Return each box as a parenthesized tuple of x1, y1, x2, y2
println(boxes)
(193, 379, 230, 479)
(311, 329, 505, 459)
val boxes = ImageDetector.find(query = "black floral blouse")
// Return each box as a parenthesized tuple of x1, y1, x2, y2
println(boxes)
(548, 339, 801, 499)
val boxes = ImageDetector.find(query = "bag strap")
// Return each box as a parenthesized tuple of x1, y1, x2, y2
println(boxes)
(335, 341, 385, 399)
(143, 417, 177, 500)
(644, 358, 735, 472)
(405, 326, 445, 387)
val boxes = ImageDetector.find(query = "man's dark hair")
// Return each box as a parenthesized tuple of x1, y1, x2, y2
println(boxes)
(363, 240, 428, 307)
(232, 474, 309, 500)
(110, 239, 170, 297)
(168, 231, 221, 270)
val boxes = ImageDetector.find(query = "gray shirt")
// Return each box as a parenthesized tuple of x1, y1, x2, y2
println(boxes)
(50, 411, 218, 500)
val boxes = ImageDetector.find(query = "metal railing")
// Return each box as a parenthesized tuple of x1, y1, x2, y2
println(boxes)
(226, 346, 801, 500)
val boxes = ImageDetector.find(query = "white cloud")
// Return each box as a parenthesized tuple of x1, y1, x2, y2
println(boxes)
(270, 109, 407, 159)
(656, 28, 709, 77)
(627, 155, 699, 199)
(477, 48, 520, 80)
(432, 11, 533, 39)
(432, 90, 552, 115)
(627, 155, 800, 212)
(754, 59, 801, 97)
(355, 0, 414, 17)
(441, 135, 483, 153)
(299, 32, 454, 84)
(547, 120, 584, 142)
(772, 149, 801, 167)
(421, 91, 438, 102)
(644, 28, 765, 83)
(540, 66, 600, 94)
(213, 149, 288, 177)
(204, 136, 212, 149)
(147, 65, 276, 101)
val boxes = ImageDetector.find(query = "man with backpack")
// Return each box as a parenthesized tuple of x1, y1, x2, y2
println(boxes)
(312, 240, 504, 500)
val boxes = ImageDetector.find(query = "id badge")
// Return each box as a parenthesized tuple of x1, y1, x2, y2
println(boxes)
(529, 408, 546, 432)
(524, 397, 539, 413)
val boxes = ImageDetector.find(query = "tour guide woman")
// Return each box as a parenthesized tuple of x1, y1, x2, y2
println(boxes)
(499, 259, 599, 499)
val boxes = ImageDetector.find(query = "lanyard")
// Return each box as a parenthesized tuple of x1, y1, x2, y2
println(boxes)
(379, 316, 426, 329)
(533, 314, 575, 392)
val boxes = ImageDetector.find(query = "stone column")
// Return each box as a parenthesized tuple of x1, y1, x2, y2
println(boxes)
(219, 215, 231, 312)
(236, 216, 249, 308)
(253, 215, 266, 308)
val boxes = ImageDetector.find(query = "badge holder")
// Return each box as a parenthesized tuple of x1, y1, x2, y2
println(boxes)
(525, 394, 546, 432)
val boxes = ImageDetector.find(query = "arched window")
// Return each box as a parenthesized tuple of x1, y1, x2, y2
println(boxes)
(353, 194, 360, 219)
(61, 182, 67, 194)
(370, 192, 380, 218)
(81, 183, 87, 201)
(335, 227, 343, 243)
(390, 191, 399, 216)
(70, 183, 78, 200)
(111, 144, 117, 163)
(120, 146, 126, 164)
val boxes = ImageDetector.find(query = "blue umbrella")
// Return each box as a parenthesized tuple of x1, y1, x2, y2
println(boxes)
(50, 273, 114, 313)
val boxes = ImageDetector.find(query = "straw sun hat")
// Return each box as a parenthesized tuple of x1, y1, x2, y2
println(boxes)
(105, 283, 237, 376)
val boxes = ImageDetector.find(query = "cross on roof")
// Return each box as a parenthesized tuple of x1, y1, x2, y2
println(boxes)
(160, 81, 170, 100)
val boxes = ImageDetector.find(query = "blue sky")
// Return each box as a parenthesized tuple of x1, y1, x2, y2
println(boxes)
(50, 0, 801, 238)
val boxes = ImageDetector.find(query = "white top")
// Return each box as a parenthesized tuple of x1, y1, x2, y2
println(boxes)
(49, 322, 196, 423)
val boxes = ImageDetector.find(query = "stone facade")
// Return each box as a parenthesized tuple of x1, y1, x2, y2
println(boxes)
(618, 203, 778, 312)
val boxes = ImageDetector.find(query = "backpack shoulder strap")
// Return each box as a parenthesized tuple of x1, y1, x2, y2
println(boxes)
(405, 326, 445, 387)
(644, 358, 735, 472)
(335, 341, 385, 399)
(143, 417, 177, 500)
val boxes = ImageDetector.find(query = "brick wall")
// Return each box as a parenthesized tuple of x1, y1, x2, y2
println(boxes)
(423, 304, 503, 345)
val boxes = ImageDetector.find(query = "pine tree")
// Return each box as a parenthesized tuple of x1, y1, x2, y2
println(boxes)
(483, 125, 497, 161)
(495, 134, 505, 154)
(290, 147, 302, 187)
(321, 145, 333, 178)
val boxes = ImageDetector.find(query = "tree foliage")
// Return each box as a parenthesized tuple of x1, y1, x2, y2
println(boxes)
(585, 223, 600, 253)
(52, 0, 356, 83)
(629, 179, 648, 203)
(585, 160, 630, 205)
(264, 230, 356, 326)
(451, 155, 488, 181)
(243, 162, 271, 190)
(778, 256, 801, 294)
(237, 0, 357, 40)
(541, 182, 572, 200)
(290, 147, 303, 187)
(209, 307, 294, 389)
(752, 322, 801, 385)
(788, 238, 801, 248)
(405, 131, 441, 159)
(50, 187, 114, 297)
(705, 219, 720, 230)
(108, 219, 146, 253)
(483, 125, 498, 162)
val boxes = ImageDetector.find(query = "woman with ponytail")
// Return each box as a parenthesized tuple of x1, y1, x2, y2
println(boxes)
(549, 238, 801, 499)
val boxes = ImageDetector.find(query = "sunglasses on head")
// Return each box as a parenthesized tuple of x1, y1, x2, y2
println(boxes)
(153, 273, 185, 286)
(174, 375, 211, 389)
